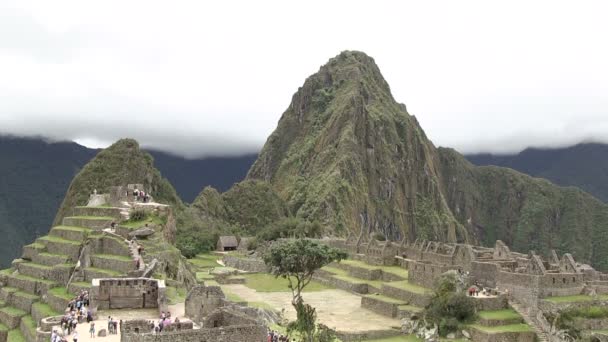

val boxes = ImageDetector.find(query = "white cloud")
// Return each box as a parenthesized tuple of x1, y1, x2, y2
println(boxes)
(0, 0, 607, 157)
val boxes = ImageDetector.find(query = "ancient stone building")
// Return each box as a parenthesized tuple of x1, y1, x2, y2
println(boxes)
(90, 277, 168, 313)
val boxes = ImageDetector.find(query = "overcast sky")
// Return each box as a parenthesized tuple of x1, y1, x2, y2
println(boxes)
(1, 1, 607, 158)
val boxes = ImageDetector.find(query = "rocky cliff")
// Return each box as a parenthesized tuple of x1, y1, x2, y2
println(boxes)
(245, 51, 608, 270)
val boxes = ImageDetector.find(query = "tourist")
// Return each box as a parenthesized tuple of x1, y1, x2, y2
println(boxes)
(51, 329, 57, 342)
(89, 322, 95, 338)
(174, 316, 181, 330)
(72, 330, 78, 342)
(108, 316, 113, 334)
(113, 320, 118, 334)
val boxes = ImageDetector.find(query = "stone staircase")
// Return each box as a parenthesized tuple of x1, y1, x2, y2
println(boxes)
(510, 301, 549, 342)
(0, 206, 132, 342)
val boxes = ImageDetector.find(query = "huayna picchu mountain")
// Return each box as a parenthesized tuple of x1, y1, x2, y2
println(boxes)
(241, 51, 608, 270)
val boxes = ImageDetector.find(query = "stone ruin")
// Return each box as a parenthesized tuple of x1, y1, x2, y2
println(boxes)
(120, 284, 267, 342)
(89, 277, 168, 313)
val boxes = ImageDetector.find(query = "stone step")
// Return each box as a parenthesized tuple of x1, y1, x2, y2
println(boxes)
(397, 304, 424, 319)
(0, 287, 18, 302)
(361, 294, 407, 318)
(90, 254, 135, 274)
(67, 282, 91, 295)
(36, 236, 81, 260)
(72, 206, 123, 219)
(14, 261, 73, 285)
(46, 287, 73, 314)
(0, 306, 27, 329)
(19, 315, 37, 342)
(21, 243, 46, 261)
(31, 252, 70, 267)
(49, 226, 92, 242)
(380, 282, 433, 307)
(5, 274, 58, 296)
(5, 289, 39, 313)
(31, 302, 60, 324)
(62, 216, 114, 230)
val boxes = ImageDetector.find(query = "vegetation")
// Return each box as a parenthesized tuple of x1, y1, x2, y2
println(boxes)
(545, 306, 608, 339)
(423, 272, 476, 337)
(264, 239, 346, 342)
(240, 273, 329, 293)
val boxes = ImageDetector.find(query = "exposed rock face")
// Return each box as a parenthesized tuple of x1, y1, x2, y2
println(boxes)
(246, 51, 608, 270)
(248, 51, 463, 242)
(53, 139, 182, 226)
(128, 227, 155, 238)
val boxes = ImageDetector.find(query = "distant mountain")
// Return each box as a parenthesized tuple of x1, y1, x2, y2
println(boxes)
(466, 143, 608, 202)
(0, 135, 256, 266)
(194, 51, 608, 271)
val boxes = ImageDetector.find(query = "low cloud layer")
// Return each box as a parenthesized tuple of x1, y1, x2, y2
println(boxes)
(1, 1, 607, 157)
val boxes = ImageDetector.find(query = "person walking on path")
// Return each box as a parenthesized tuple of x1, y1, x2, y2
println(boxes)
(72, 331, 78, 342)
(89, 322, 95, 338)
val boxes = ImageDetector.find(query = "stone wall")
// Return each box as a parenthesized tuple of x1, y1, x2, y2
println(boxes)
(122, 325, 266, 342)
(408, 260, 456, 288)
(381, 284, 432, 307)
(91, 278, 166, 311)
(185, 285, 225, 324)
(538, 273, 584, 297)
(496, 271, 540, 307)
(471, 262, 500, 288)
(222, 255, 268, 273)
(361, 296, 400, 317)
(90, 235, 131, 257)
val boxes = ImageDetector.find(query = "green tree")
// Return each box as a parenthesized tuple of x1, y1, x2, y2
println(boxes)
(263, 239, 346, 341)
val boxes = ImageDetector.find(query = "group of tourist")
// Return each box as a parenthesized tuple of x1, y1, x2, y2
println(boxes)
(107, 316, 119, 335)
(51, 290, 91, 341)
(132, 188, 150, 203)
(267, 330, 291, 342)
(150, 311, 181, 334)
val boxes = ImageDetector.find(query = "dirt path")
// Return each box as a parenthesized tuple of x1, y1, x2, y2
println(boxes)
(222, 284, 401, 333)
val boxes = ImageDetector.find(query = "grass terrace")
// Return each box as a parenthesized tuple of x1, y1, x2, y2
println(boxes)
(85, 267, 122, 277)
(7, 328, 25, 342)
(31, 302, 60, 318)
(93, 253, 132, 261)
(66, 216, 114, 220)
(38, 235, 81, 245)
(53, 225, 92, 232)
(383, 280, 433, 294)
(469, 323, 533, 333)
(478, 309, 521, 321)
(48, 287, 74, 301)
(339, 259, 409, 279)
(166, 287, 187, 305)
(544, 295, 608, 303)
(240, 273, 330, 292)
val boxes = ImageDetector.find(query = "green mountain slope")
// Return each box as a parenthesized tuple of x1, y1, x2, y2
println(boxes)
(247, 51, 465, 243)
(245, 51, 608, 270)
(53, 138, 182, 225)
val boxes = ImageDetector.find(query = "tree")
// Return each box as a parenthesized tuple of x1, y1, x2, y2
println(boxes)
(263, 239, 347, 341)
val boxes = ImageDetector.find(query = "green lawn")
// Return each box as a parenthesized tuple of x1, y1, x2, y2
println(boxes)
(165, 287, 187, 305)
(189, 254, 221, 268)
(478, 309, 521, 321)
(398, 304, 424, 313)
(0, 306, 27, 317)
(0, 323, 6, 332)
(31, 302, 60, 318)
(48, 287, 74, 301)
(93, 253, 132, 261)
(544, 295, 608, 303)
(383, 280, 432, 295)
(53, 225, 92, 232)
(8, 329, 25, 342)
(38, 235, 81, 245)
(322, 266, 384, 288)
(65, 216, 114, 220)
(337, 259, 409, 279)
(241, 273, 330, 292)
(121, 215, 165, 229)
(469, 323, 532, 333)
(85, 267, 122, 276)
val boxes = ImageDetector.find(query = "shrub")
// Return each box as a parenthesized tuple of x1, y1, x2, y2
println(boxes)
(423, 272, 476, 336)
(129, 209, 148, 222)
(373, 232, 386, 241)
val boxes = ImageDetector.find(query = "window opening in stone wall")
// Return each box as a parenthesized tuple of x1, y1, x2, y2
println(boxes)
(552, 278, 555, 284)
(562, 278, 566, 283)
(572, 277, 575, 283)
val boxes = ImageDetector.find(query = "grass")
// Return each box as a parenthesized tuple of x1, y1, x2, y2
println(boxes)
(65, 216, 114, 220)
(93, 253, 132, 261)
(48, 287, 74, 301)
(189, 253, 221, 268)
(544, 295, 608, 303)
(165, 287, 187, 305)
(52, 225, 92, 232)
(364, 294, 406, 304)
(0, 268, 14, 275)
(21, 315, 36, 332)
(71, 281, 92, 288)
(338, 260, 409, 278)
(20, 261, 52, 270)
(24, 242, 45, 249)
(322, 266, 384, 288)
(0, 306, 27, 317)
(196, 272, 215, 282)
(383, 280, 432, 295)
(10, 273, 56, 285)
(7, 329, 25, 342)
(38, 235, 81, 245)
(469, 323, 532, 333)
(121, 214, 165, 229)
(31, 302, 60, 318)
(223, 289, 246, 303)
(0, 287, 18, 294)
(37, 252, 69, 258)
(0, 323, 6, 332)
(85, 267, 122, 276)
(13, 290, 39, 300)
(478, 309, 521, 321)
(241, 273, 330, 292)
